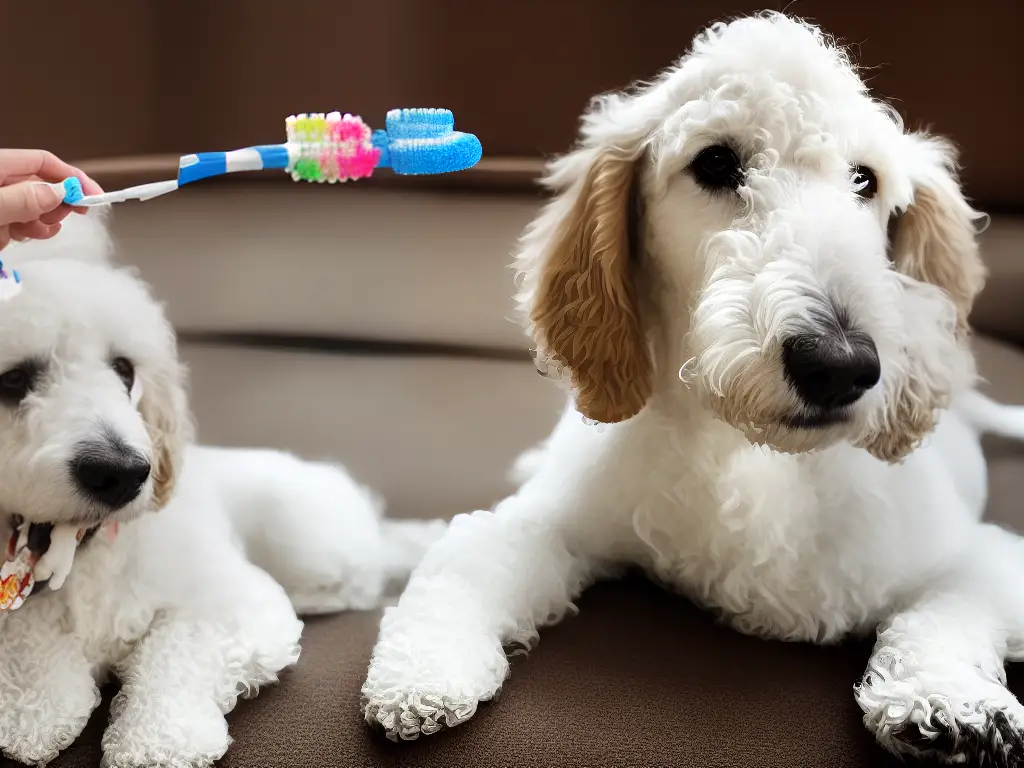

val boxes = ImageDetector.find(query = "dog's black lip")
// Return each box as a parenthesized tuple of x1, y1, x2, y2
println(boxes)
(9, 514, 108, 529)
(783, 409, 852, 429)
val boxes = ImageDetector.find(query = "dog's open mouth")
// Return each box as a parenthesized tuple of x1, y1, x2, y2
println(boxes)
(783, 408, 852, 429)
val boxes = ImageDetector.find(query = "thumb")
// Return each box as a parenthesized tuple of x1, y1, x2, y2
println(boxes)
(0, 181, 63, 227)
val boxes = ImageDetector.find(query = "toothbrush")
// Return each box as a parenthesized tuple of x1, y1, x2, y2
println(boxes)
(62, 108, 482, 207)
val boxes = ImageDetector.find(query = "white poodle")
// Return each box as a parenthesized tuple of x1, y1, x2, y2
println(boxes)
(362, 13, 1024, 766)
(0, 210, 445, 767)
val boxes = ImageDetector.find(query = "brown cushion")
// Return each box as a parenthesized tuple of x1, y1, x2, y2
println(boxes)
(973, 218, 1024, 347)
(106, 183, 540, 350)
(45, 334, 1024, 767)
(974, 335, 1024, 532)
(178, 342, 562, 520)
(35, 578, 905, 768)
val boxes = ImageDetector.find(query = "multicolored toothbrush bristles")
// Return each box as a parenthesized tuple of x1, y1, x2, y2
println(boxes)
(285, 112, 381, 183)
(283, 107, 482, 182)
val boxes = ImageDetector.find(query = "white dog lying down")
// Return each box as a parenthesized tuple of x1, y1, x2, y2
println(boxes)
(362, 12, 1024, 766)
(0, 212, 445, 767)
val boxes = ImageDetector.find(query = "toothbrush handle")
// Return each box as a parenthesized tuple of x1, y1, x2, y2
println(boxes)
(176, 145, 291, 186)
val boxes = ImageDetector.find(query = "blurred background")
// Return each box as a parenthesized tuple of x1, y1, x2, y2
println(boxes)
(0, 0, 1020, 201)
(0, 1, 1020, 520)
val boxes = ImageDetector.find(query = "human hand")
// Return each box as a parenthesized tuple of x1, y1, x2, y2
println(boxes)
(0, 149, 103, 250)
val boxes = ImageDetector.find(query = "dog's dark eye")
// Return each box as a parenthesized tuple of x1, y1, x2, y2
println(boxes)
(0, 363, 39, 406)
(691, 145, 744, 192)
(111, 356, 135, 393)
(852, 166, 878, 199)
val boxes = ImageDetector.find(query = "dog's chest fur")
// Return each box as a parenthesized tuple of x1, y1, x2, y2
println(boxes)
(567, 394, 936, 644)
(0, 532, 158, 674)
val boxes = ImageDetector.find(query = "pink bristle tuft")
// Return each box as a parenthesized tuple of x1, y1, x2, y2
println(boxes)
(289, 111, 381, 183)
(335, 114, 371, 143)
(329, 114, 380, 181)
(337, 144, 381, 181)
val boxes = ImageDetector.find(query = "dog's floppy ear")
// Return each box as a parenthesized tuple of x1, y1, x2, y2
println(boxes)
(139, 357, 192, 509)
(889, 133, 988, 337)
(516, 147, 652, 424)
(861, 134, 987, 464)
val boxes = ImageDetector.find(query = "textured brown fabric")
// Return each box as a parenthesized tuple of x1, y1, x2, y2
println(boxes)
(40, 335, 1024, 768)
(0, 0, 1020, 208)
(44, 576, 1024, 768)
(41, 579, 906, 768)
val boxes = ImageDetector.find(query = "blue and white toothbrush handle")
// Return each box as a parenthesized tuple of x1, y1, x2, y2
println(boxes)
(70, 145, 295, 207)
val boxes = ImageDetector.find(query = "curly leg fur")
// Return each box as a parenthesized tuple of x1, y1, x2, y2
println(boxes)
(0, 603, 101, 766)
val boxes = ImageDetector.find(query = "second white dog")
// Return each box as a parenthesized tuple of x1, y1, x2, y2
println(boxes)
(0, 211, 445, 766)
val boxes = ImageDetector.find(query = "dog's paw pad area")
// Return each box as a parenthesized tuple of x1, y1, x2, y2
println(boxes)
(364, 693, 482, 742)
(893, 708, 1024, 767)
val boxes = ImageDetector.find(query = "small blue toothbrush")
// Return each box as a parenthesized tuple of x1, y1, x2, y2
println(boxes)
(63, 108, 482, 207)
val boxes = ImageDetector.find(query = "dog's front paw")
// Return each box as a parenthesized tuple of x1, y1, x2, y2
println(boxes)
(363, 689, 483, 742)
(856, 646, 1024, 766)
(101, 691, 228, 768)
(0, 671, 99, 765)
(361, 616, 509, 741)
(0, 718, 90, 767)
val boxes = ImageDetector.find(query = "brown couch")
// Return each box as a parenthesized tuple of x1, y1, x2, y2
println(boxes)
(2, 2, 1022, 766)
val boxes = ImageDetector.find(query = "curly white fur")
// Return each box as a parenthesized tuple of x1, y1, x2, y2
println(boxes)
(0, 214, 445, 766)
(363, 13, 1024, 766)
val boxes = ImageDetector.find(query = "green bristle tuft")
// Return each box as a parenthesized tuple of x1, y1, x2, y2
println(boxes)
(294, 157, 322, 182)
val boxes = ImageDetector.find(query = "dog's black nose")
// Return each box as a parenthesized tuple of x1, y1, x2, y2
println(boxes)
(71, 442, 151, 510)
(782, 334, 881, 410)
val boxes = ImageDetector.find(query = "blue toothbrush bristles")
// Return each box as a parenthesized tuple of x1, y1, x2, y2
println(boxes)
(387, 135, 483, 175)
(385, 108, 455, 138)
(61, 177, 84, 205)
(384, 109, 482, 175)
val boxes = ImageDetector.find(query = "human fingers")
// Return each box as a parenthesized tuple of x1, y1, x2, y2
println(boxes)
(0, 181, 63, 226)
(0, 149, 81, 185)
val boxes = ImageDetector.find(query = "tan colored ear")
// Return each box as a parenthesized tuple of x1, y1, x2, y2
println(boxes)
(890, 138, 987, 337)
(530, 152, 651, 423)
(139, 364, 191, 509)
